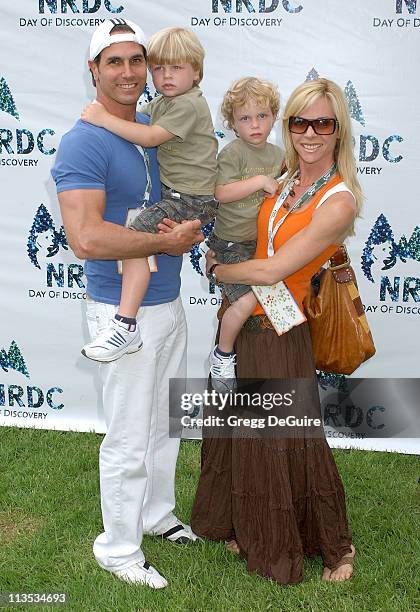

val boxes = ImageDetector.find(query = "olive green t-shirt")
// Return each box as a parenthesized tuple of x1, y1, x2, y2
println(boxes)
(214, 139, 284, 241)
(141, 87, 217, 196)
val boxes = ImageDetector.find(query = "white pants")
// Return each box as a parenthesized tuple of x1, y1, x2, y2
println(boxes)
(86, 296, 187, 571)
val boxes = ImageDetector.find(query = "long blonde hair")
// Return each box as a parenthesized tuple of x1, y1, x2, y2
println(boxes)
(282, 78, 363, 231)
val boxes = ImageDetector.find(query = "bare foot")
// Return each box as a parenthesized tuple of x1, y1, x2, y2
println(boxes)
(322, 545, 356, 582)
(225, 539, 240, 555)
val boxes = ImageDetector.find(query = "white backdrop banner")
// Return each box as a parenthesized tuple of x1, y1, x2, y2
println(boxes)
(1, 0, 419, 453)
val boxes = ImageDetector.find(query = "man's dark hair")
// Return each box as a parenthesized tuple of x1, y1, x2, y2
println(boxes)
(90, 23, 145, 87)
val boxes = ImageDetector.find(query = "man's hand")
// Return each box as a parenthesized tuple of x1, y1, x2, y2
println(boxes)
(81, 101, 110, 128)
(157, 218, 203, 256)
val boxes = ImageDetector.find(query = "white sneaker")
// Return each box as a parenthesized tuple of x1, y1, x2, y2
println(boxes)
(159, 520, 198, 544)
(113, 560, 168, 589)
(82, 318, 142, 362)
(209, 346, 236, 393)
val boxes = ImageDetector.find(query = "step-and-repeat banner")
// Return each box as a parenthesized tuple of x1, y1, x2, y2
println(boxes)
(1, 1, 419, 453)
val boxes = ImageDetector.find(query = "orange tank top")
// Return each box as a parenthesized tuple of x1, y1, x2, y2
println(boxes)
(253, 175, 343, 315)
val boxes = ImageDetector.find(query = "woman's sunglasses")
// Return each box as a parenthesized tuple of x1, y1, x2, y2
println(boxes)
(288, 116, 338, 135)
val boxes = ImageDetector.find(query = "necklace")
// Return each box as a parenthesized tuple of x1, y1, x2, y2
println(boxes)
(283, 163, 337, 210)
(267, 163, 337, 257)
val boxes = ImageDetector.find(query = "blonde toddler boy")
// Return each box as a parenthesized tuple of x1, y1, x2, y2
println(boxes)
(208, 77, 283, 390)
(81, 27, 218, 361)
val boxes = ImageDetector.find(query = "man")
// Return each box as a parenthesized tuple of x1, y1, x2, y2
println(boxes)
(52, 19, 202, 589)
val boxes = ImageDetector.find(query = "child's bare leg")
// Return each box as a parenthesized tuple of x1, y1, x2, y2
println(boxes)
(118, 257, 151, 318)
(218, 291, 257, 353)
(209, 291, 257, 392)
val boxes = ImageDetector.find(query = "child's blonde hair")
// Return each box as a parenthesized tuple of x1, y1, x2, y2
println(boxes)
(147, 27, 205, 83)
(221, 77, 280, 130)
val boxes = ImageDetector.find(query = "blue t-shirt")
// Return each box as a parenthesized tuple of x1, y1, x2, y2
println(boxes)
(51, 114, 182, 306)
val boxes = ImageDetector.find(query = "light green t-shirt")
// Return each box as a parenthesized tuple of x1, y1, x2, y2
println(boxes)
(214, 138, 284, 241)
(142, 87, 217, 196)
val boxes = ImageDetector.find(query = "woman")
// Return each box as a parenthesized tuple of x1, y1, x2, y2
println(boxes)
(191, 78, 361, 584)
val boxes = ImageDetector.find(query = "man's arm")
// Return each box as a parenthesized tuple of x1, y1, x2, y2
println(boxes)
(58, 188, 202, 259)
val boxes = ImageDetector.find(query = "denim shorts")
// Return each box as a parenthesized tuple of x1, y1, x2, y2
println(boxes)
(131, 183, 218, 233)
(207, 232, 256, 303)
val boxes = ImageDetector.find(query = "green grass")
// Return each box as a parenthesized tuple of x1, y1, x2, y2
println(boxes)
(0, 428, 419, 612)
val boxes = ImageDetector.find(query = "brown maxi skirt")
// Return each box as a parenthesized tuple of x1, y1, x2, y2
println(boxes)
(190, 320, 352, 585)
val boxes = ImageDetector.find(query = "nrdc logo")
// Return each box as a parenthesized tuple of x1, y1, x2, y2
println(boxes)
(0, 76, 55, 166)
(212, 1, 303, 13)
(0, 341, 64, 418)
(373, 0, 419, 28)
(27, 204, 86, 300)
(188, 221, 221, 300)
(188, 222, 224, 305)
(361, 214, 420, 307)
(396, 0, 416, 13)
(307, 69, 403, 170)
(38, 0, 123, 13)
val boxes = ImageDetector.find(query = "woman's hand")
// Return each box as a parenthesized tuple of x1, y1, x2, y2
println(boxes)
(81, 101, 109, 127)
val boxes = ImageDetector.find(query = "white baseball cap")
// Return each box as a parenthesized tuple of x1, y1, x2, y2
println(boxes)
(89, 18, 147, 61)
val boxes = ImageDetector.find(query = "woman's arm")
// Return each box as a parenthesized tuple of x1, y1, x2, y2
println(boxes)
(81, 102, 173, 147)
(215, 175, 279, 203)
(209, 192, 356, 286)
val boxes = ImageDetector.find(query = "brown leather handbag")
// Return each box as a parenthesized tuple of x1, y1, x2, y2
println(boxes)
(303, 245, 376, 375)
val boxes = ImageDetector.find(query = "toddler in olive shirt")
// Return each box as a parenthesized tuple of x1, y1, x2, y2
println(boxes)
(208, 77, 283, 391)
(80, 26, 218, 362)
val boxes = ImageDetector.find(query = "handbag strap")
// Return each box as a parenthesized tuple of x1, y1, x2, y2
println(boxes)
(316, 182, 355, 284)
(326, 245, 369, 333)
(328, 245, 355, 284)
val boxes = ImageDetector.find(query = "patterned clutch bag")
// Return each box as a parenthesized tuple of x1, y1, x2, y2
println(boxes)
(252, 281, 306, 336)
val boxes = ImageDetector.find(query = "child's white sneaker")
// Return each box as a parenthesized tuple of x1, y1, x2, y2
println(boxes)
(82, 318, 142, 362)
(209, 346, 236, 393)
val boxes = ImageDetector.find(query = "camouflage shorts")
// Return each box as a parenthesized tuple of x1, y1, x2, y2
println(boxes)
(207, 232, 256, 303)
(130, 183, 218, 233)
